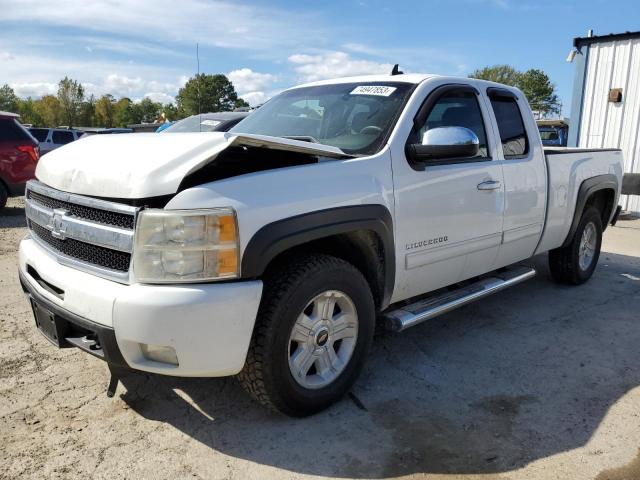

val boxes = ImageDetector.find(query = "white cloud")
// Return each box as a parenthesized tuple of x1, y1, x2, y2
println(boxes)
(227, 68, 275, 94)
(10, 82, 57, 97)
(2, 0, 327, 51)
(239, 91, 269, 107)
(91, 75, 184, 101)
(2, 49, 186, 102)
(225, 68, 278, 106)
(288, 51, 393, 82)
(102, 74, 145, 96)
(144, 92, 175, 104)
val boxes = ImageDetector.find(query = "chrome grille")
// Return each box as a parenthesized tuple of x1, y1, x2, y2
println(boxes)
(25, 180, 139, 283)
(27, 190, 135, 229)
(29, 222, 131, 272)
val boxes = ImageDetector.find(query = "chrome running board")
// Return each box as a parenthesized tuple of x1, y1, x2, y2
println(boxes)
(383, 266, 536, 332)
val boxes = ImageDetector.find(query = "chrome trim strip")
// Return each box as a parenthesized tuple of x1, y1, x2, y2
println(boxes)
(29, 231, 131, 284)
(25, 199, 134, 252)
(27, 179, 138, 216)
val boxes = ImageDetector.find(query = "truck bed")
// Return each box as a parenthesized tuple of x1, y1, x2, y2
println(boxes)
(535, 148, 624, 254)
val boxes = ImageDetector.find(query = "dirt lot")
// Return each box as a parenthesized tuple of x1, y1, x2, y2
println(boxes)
(1, 196, 640, 480)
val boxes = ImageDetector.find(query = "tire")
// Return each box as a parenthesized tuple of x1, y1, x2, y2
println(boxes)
(548, 206, 603, 285)
(238, 254, 375, 416)
(0, 183, 7, 210)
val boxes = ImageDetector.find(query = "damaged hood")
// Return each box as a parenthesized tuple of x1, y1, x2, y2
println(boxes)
(36, 132, 349, 199)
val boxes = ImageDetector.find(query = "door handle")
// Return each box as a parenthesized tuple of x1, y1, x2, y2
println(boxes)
(477, 180, 501, 191)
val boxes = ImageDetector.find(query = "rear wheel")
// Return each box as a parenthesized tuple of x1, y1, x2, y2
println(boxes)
(238, 254, 375, 416)
(548, 206, 603, 285)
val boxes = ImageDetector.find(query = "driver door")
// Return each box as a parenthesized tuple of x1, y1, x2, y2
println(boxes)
(390, 84, 505, 302)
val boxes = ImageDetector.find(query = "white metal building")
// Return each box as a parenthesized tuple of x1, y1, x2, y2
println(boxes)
(569, 30, 640, 213)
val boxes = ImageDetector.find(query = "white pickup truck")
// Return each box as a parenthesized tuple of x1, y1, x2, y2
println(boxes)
(19, 73, 624, 416)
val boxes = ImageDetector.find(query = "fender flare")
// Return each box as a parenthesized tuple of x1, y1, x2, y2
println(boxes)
(562, 174, 618, 247)
(241, 205, 395, 308)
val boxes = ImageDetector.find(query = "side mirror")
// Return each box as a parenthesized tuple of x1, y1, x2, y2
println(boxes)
(407, 126, 479, 165)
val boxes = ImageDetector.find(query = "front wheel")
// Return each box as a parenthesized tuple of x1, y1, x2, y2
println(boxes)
(238, 254, 375, 416)
(548, 206, 603, 285)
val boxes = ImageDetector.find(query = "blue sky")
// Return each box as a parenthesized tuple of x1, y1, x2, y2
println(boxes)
(1, 0, 638, 117)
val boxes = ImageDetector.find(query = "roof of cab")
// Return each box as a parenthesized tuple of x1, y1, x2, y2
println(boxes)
(0, 111, 20, 119)
(281, 73, 526, 102)
(293, 73, 439, 89)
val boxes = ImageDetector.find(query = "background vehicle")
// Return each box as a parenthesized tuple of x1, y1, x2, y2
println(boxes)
(160, 112, 249, 133)
(28, 127, 80, 154)
(0, 112, 39, 209)
(18, 74, 623, 416)
(155, 122, 174, 132)
(537, 119, 569, 147)
(77, 128, 133, 138)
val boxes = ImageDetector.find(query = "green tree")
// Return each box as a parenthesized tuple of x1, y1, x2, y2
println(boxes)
(137, 98, 162, 123)
(34, 95, 63, 127)
(470, 65, 560, 116)
(95, 94, 116, 127)
(78, 94, 96, 127)
(518, 69, 560, 116)
(176, 74, 243, 115)
(469, 65, 522, 86)
(57, 77, 85, 126)
(114, 98, 133, 127)
(17, 98, 44, 126)
(235, 97, 249, 109)
(0, 84, 19, 112)
(162, 102, 179, 121)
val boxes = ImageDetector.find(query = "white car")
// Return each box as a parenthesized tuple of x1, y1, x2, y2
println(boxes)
(28, 127, 80, 154)
(19, 72, 623, 416)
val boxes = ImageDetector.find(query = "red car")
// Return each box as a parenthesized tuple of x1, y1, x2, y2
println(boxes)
(0, 111, 39, 208)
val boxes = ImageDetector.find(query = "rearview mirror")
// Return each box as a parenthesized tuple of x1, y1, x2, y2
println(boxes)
(406, 126, 479, 165)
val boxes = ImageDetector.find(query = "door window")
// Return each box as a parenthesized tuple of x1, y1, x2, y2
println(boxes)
(489, 97, 529, 158)
(29, 128, 49, 142)
(52, 130, 75, 145)
(418, 91, 490, 158)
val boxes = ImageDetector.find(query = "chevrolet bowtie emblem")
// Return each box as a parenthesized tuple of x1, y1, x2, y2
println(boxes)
(49, 208, 69, 240)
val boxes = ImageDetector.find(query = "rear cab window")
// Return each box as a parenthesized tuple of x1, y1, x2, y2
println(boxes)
(488, 90, 529, 158)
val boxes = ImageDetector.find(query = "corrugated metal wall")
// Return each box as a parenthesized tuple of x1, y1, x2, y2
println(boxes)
(577, 38, 640, 213)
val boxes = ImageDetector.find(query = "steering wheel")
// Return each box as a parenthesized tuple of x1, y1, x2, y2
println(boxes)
(359, 125, 383, 135)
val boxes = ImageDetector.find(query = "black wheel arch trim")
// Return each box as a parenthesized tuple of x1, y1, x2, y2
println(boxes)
(241, 205, 395, 308)
(562, 174, 619, 248)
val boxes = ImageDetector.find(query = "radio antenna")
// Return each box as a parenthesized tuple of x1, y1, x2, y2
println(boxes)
(391, 64, 403, 76)
(196, 43, 201, 131)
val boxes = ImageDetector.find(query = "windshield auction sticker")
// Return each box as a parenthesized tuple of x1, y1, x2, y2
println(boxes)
(350, 86, 397, 96)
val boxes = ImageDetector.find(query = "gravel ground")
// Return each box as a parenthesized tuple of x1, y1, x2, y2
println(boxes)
(1, 196, 640, 480)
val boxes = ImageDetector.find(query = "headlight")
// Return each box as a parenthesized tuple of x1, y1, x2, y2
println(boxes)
(133, 208, 239, 283)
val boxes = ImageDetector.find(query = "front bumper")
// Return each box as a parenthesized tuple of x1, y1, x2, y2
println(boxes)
(19, 237, 263, 377)
(20, 269, 129, 367)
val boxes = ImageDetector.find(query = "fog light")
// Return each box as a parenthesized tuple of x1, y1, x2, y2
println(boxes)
(140, 343, 179, 366)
